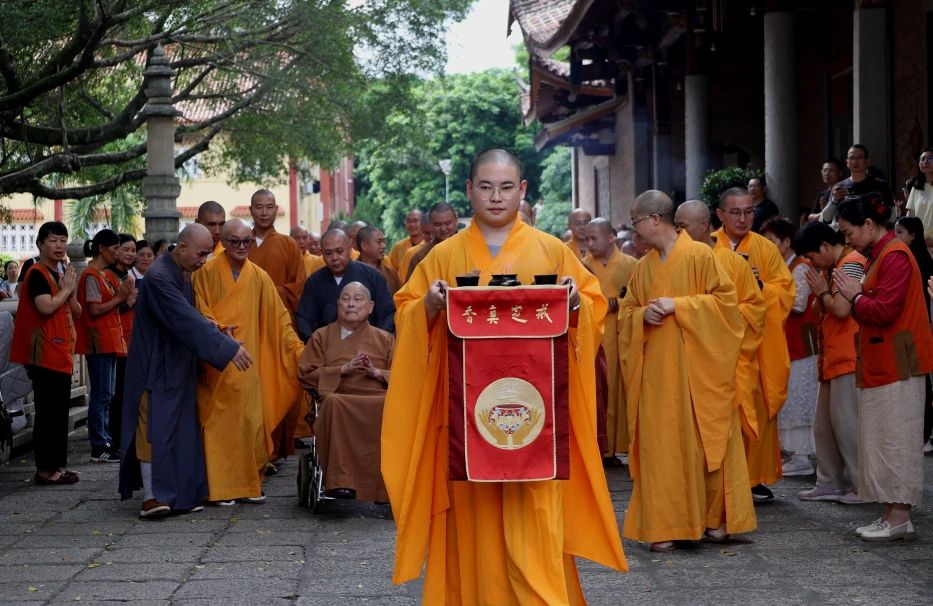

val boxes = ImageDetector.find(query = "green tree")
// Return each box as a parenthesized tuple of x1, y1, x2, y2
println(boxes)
(0, 0, 472, 207)
(354, 69, 556, 242)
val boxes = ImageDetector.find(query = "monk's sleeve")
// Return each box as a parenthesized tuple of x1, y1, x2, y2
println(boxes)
(672, 254, 743, 470)
(382, 251, 449, 584)
(145, 270, 239, 370)
(295, 279, 317, 342)
(297, 330, 342, 394)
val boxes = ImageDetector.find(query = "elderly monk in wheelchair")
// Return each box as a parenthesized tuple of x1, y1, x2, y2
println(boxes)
(298, 281, 394, 501)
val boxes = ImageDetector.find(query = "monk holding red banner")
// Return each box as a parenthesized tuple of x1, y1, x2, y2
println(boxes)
(382, 148, 626, 605)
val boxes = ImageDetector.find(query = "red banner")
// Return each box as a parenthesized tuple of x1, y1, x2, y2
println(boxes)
(447, 286, 570, 482)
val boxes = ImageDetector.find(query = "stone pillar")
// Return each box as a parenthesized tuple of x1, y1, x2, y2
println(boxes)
(141, 45, 181, 243)
(684, 74, 709, 199)
(853, 6, 890, 177)
(764, 12, 798, 218)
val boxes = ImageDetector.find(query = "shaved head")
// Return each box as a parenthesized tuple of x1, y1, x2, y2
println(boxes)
(632, 190, 675, 224)
(222, 218, 251, 239)
(197, 201, 224, 219)
(469, 148, 523, 180)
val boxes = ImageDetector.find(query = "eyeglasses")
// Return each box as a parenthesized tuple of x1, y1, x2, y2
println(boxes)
(225, 238, 254, 249)
(724, 208, 755, 218)
(474, 184, 518, 200)
(631, 214, 657, 226)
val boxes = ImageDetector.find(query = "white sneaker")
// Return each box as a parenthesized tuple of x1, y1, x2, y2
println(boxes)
(781, 455, 815, 477)
(855, 517, 884, 537)
(860, 519, 916, 542)
(836, 491, 864, 505)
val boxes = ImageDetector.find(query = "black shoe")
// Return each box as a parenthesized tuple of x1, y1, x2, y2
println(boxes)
(751, 483, 774, 502)
(324, 488, 356, 499)
(90, 444, 121, 463)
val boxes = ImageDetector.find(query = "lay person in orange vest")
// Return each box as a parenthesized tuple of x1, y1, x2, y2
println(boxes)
(761, 217, 820, 477)
(11, 222, 83, 485)
(793, 221, 866, 505)
(77, 229, 132, 463)
(105, 234, 139, 453)
(834, 193, 933, 541)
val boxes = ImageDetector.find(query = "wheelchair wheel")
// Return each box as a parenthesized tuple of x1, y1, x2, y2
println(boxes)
(297, 452, 312, 508)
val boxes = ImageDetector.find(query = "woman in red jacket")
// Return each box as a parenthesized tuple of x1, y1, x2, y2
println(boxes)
(76, 229, 132, 463)
(835, 193, 933, 541)
(11, 222, 82, 485)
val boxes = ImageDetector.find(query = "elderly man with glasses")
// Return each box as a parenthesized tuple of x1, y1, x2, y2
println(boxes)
(192, 219, 305, 506)
(713, 187, 795, 503)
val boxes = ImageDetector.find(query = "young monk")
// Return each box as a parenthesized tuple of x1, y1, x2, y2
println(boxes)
(382, 148, 626, 604)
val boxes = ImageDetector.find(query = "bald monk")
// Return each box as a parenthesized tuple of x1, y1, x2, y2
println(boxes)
(196, 201, 226, 256)
(400, 213, 434, 281)
(582, 218, 636, 465)
(676, 201, 768, 459)
(618, 191, 754, 552)
(290, 225, 325, 276)
(357, 226, 402, 294)
(193, 220, 304, 505)
(308, 231, 322, 256)
(298, 282, 393, 501)
(386, 210, 423, 272)
(383, 148, 626, 604)
(248, 189, 307, 314)
(406, 202, 458, 282)
(566, 208, 592, 260)
(346, 220, 366, 260)
(713, 187, 795, 502)
(119, 224, 253, 518)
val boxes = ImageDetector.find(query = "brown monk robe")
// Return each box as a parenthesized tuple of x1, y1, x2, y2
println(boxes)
(247, 188, 307, 461)
(298, 281, 394, 501)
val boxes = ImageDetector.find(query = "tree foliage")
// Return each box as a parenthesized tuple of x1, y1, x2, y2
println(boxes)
(0, 0, 472, 204)
(354, 68, 557, 243)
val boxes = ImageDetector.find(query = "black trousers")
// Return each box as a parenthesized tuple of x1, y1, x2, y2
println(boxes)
(25, 365, 72, 473)
(109, 356, 126, 451)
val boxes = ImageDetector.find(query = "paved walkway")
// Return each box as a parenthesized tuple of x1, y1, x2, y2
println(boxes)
(1, 431, 931, 605)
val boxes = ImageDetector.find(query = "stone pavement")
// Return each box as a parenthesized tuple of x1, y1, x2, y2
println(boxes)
(1, 431, 931, 605)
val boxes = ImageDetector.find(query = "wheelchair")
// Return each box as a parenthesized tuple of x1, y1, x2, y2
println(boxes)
(296, 388, 335, 513)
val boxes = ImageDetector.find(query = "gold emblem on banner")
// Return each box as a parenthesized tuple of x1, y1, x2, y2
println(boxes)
(475, 378, 545, 449)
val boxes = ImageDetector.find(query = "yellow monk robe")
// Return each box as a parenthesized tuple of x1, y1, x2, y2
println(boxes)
(618, 231, 755, 542)
(302, 250, 325, 276)
(565, 239, 586, 260)
(711, 244, 767, 441)
(193, 252, 304, 501)
(582, 247, 636, 455)
(248, 229, 307, 314)
(386, 236, 419, 272)
(383, 219, 626, 606)
(399, 241, 426, 282)
(712, 228, 794, 485)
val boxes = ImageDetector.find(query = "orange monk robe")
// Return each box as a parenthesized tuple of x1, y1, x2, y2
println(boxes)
(302, 250, 325, 277)
(711, 244, 767, 440)
(712, 229, 794, 485)
(386, 236, 419, 272)
(399, 241, 426, 282)
(566, 238, 586, 260)
(618, 232, 754, 542)
(382, 219, 626, 606)
(582, 247, 636, 455)
(193, 252, 304, 501)
(248, 229, 307, 314)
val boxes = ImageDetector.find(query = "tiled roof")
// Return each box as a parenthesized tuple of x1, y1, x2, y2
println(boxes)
(10, 209, 44, 221)
(509, 0, 595, 56)
(231, 205, 285, 218)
